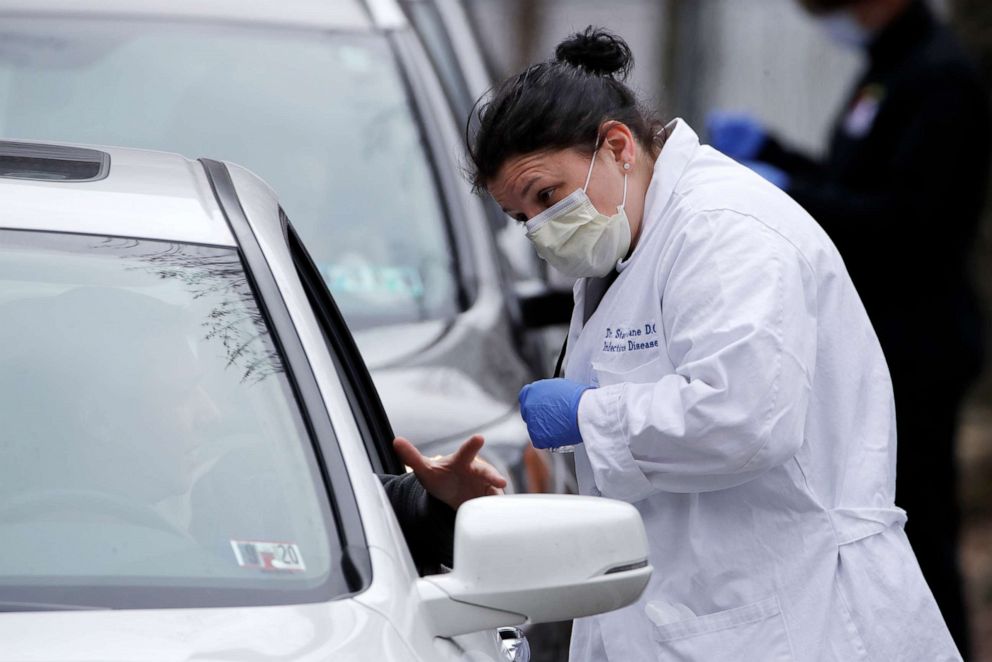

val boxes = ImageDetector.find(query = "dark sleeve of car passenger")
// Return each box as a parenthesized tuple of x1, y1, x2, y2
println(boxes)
(378, 472, 456, 572)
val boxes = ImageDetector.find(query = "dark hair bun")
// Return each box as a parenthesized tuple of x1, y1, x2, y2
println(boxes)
(555, 27, 633, 80)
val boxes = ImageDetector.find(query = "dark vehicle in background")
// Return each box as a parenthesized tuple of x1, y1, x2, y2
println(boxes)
(0, 0, 571, 494)
(395, 3, 577, 658)
(399, 0, 575, 371)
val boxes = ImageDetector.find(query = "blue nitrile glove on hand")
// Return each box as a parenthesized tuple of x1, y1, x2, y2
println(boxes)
(519, 378, 592, 450)
(706, 111, 767, 160)
(741, 160, 791, 190)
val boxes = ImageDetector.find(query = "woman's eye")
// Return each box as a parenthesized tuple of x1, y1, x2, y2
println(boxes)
(538, 188, 556, 205)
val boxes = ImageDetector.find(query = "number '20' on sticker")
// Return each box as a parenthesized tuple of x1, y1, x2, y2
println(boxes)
(231, 540, 306, 572)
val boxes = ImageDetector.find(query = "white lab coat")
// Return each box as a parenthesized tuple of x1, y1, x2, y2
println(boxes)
(565, 120, 959, 661)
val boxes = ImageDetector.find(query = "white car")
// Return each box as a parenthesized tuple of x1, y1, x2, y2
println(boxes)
(0, 140, 651, 661)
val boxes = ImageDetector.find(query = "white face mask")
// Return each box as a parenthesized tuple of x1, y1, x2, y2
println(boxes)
(524, 147, 631, 278)
(817, 10, 871, 49)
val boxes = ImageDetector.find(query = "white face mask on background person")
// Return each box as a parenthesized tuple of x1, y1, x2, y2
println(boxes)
(524, 146, 631, 278)
(817, 9, 872, 49)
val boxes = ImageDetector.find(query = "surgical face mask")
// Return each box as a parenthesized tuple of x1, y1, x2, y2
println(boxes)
(816, 10, 872, 49)
(524, 148, 631, 278)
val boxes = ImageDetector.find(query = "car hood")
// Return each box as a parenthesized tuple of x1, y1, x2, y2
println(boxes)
(354, 320, 448, 370)
(355, 318, 531, 446)
(0, 600, 406, 661)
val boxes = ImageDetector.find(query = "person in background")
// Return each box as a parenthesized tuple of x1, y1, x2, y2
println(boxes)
(472, 25, 960, 661)
(708, 1, 990, 654)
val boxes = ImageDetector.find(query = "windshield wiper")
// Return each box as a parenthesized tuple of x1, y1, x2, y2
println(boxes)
(0, 601, 104, 612)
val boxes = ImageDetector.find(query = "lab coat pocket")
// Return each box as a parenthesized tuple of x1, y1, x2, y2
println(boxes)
(649, 595, 794, 662)
(591, 354, 669, 388)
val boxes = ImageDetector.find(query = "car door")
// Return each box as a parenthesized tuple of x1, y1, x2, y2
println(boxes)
(285, 214, 520, 662)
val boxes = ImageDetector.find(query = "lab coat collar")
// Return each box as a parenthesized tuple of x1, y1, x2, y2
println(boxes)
(617, 118, 698, 272)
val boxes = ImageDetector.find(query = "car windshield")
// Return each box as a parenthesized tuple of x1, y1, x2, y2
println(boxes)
(0, 230, 339, 609)
(0, 18, 459, 330)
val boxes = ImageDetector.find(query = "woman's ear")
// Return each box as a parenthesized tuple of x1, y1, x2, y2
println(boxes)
(600, 121, 637, 169)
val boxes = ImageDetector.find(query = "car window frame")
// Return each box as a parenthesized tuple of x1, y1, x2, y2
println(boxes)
(283, 210, 405, 476)
(200, 158, 374, 598)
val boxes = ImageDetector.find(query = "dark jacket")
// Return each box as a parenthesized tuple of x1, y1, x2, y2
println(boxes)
(379, 472, 456, 572)
(761, 0, 990, 386)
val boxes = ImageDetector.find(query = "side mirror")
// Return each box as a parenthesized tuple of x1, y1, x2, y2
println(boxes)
(417, 494, 651, 638)
(514, 281, 573, 329)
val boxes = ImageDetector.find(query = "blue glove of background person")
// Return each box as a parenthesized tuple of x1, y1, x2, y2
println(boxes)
(741, 160, 791, 190)
(519, 379, 591, 450)
(706, 111, 767, 160)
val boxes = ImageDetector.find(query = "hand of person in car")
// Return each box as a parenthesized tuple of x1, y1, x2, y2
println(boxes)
(394, 435, 507, 510)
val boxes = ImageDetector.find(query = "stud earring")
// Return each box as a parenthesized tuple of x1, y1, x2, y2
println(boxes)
(623, 162, 631, 170)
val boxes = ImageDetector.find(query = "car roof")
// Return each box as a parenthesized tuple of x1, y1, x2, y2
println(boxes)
(0, 0, 407, 31)
(1, 141, 239, 247)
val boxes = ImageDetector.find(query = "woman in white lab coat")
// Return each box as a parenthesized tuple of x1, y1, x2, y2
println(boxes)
(468, 27, 959, 661)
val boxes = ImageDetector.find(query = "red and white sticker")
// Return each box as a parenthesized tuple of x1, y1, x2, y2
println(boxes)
(231, 540, 306, 572)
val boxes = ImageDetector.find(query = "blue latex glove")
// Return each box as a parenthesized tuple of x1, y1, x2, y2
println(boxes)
(518, 379, 592, 450)
(741, 160, 791, 190)
(706, 111, 767, 160)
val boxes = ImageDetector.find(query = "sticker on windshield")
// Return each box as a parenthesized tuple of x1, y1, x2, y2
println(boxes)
(231, 540, 306, 572)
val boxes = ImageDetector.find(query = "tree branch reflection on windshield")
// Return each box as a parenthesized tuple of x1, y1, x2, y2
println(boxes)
(102, 237, 284, 385)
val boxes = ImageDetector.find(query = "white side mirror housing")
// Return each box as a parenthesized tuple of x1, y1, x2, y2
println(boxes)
(418, 494, 651, 638)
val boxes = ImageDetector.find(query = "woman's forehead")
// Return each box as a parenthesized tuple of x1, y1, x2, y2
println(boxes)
(490, 148, 585, 199)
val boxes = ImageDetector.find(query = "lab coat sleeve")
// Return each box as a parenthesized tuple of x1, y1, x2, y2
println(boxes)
(577, 210, 816, 498)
